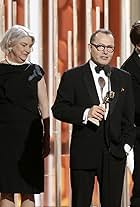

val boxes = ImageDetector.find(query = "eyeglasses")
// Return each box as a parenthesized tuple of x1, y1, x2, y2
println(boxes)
(90, 43, 115, 53)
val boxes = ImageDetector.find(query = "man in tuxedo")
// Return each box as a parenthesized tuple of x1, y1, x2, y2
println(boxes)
(121, 21, 140, 207)
(52, 29, 135, 207)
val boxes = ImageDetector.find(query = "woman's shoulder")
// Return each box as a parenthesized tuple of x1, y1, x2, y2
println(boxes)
(29, 64, 44, 74)
(0, 59, 11, 73)
(0, 58, 9, 65)
(0, 59, 7, 64)
(27, 63, 45, 81)
(0, 67, 12, 78)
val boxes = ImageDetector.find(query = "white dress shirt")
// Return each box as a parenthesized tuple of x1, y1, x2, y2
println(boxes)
(83, 60, 111, 123)
(89, 60, 110, 119)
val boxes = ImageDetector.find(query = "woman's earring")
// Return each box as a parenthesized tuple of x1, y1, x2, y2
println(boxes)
(8, 47, 12, 52)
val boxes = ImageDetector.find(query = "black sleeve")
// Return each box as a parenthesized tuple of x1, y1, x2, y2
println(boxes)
(121, 74, 136, 147)
(51, 72, 87, 125)
(34, 65, 45, 81)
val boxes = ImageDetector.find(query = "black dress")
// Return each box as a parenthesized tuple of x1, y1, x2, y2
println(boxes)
(0, 63, 44, 193)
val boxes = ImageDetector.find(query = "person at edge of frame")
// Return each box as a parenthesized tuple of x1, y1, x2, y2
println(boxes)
(121, 20, 140, 207)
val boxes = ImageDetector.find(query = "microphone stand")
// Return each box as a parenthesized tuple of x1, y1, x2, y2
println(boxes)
(104, 65, 112, 149)
(104, 65, 112, 206)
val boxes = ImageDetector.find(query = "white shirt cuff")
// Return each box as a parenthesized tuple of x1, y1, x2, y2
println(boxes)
(124, 144, 131, 155)
(82, 108, 90, 124)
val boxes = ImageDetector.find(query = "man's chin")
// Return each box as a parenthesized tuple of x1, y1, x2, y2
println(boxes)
(100, 61, 110, 65)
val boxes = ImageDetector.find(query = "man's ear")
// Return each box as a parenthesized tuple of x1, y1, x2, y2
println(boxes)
(88, 44, 92, 53)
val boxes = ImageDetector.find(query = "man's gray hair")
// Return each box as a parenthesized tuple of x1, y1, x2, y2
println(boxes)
(90, 28, 114, 43)
(0, 24, 35, 53)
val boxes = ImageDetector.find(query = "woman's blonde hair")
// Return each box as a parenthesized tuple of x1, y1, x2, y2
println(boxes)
(0, 24, 35, 53)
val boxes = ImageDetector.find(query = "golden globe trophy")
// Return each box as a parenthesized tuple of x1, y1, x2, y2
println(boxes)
(88, 91, 115, 126)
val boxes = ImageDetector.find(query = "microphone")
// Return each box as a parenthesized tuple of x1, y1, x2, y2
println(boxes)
(88, 77, 106, 126)
(98, 76, 106, 101)
(98, 76, 105, 89)
(103, 65, 113, 148)
(95, 64, 112, 77)
(103, 64, 112, 77)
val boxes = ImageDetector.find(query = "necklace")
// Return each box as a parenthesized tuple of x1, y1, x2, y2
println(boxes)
(5, 56, 32, 71)
(5, 56, 29, 65)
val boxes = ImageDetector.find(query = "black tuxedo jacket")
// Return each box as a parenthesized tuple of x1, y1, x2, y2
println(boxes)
(52, 61, 135, 169)
(121, 50, 140, 139)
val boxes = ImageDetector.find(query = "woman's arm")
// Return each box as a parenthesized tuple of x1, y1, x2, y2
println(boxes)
(38, 77, 49, 119)
(38, 77, 50, 157)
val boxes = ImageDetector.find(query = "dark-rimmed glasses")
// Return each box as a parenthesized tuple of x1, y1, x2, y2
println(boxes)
(90, 43, 114, 53)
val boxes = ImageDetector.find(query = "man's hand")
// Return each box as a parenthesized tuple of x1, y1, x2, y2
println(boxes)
(88, 105, 106, 121)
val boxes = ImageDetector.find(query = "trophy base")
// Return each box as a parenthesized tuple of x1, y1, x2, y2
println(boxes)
(88, 117, 100, 126)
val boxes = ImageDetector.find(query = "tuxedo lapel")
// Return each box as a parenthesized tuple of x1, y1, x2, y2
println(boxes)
(82, 63, 100, 104)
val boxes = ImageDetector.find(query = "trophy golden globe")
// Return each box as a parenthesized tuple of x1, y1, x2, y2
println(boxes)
(88, 91, 115, 126)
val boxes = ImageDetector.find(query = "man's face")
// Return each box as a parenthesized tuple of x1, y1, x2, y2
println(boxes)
(88, 32, 115, 65)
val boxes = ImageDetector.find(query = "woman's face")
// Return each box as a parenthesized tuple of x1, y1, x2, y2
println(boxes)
(8, 36, 33, 63)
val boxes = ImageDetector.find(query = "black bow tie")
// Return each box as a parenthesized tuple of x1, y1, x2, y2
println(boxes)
(95, 65, 104, 73)
(95, 65, 111, 77)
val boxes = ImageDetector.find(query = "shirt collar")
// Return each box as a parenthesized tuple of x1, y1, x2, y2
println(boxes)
(89, 59, 106, 76)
